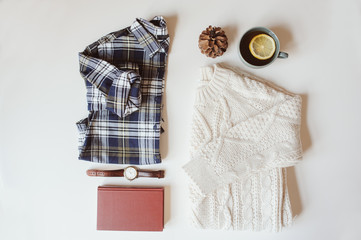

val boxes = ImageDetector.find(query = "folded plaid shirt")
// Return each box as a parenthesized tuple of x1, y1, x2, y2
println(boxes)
(76, 16, 169, 165)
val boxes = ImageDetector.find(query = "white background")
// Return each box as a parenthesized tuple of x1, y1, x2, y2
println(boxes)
(1, 0, 361, 239)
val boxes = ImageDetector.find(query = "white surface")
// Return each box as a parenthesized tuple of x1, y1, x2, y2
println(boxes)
(0, 0, 360, 239)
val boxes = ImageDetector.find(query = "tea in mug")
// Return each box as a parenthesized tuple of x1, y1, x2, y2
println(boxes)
(239, 30, 276, 67)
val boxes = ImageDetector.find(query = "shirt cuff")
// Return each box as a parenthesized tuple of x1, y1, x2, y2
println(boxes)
(79, 53, 119, 95)
(106, 70, 142, 118)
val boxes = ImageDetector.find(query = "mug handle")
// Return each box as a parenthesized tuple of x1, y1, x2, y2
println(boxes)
(278, 51, 288, 59)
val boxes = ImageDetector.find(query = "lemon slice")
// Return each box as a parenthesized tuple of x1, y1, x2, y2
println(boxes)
(249, 34, 276, 60)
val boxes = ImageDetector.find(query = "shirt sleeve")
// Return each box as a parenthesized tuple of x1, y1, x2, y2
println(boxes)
(106, 71, 141, 118)
(79, 53, 142, 118)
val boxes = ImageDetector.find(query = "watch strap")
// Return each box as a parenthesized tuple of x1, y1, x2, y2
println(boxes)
(86, 169, 124, 177)
(137, 170, 165, 179)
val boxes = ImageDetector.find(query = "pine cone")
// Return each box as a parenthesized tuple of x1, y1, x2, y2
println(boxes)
(198, 26, 228, 58)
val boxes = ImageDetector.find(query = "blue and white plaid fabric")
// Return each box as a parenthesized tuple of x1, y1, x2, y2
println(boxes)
(76, 16, 169, 165)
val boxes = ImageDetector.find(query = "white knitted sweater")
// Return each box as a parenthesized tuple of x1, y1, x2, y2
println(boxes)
(183, 64, 302, 232)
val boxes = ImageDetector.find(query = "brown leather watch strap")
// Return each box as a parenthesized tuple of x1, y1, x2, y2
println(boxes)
(86, 169, 124, 177)
(137, 170, 165, 178)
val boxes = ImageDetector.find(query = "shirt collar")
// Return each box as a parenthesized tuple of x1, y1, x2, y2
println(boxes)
(130, 16, 169, 58)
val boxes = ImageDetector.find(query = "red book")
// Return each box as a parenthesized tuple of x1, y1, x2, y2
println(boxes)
(97, 186, 164, 231)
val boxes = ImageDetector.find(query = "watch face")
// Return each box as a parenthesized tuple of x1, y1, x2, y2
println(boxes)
(124, 167, 138, 180)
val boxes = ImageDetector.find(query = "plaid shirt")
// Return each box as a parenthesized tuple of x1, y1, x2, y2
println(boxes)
(76, 16, 169, 165)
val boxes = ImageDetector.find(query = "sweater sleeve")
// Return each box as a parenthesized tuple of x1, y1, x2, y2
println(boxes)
(184, 91, 303, 196)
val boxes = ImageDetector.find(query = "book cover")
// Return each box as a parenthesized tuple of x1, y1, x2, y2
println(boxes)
(97, 186, 164, 231)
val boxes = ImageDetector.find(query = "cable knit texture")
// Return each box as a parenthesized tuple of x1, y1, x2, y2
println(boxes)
(183, 64, 302, 232)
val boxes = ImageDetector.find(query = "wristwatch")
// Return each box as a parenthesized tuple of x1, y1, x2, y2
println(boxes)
(86, 166, 165, 181)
